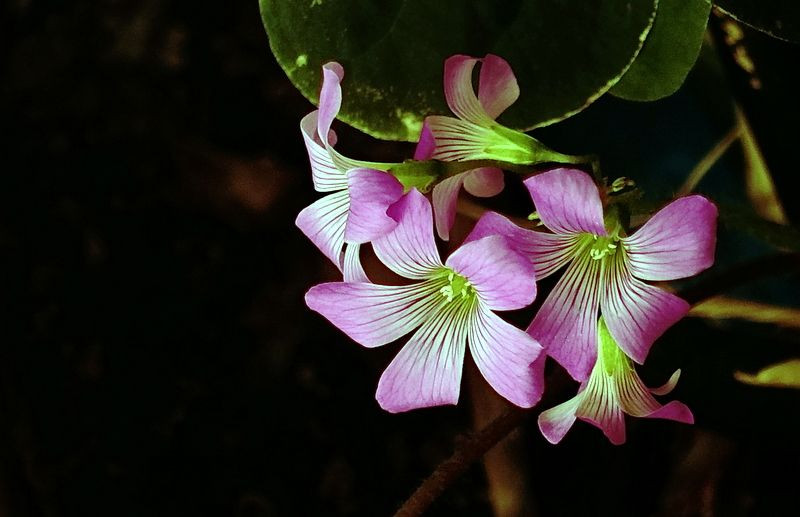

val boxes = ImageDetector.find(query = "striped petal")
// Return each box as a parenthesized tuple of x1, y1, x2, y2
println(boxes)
(376, 301, 470, 413)
(601, 253, 690, 364)
(432, 168, 504, 242)
(372, 189, 443, 280)
(624, 195, 718, 281)
(463, 167, 504, 197)
(426, 115, 511, 162)
(616, 365, 693, 424)
(443, 55, 494, 126)
(295, 190, 349, 270)
(345, 168, 404, 244)
(523, 168, 607, 236)
(538, 396, 581, 445)
(343, 243, 369, 283)
(477, 54, 520, 120)
(446, 235, 536, 311)
(469, 304, 544, 408)
(464, 212, 581, 279)
(575, 368, 627, 445)
(305, 280, 443, 348)
(300, 111, 347, 192)
(527, 249, 602, 381)
(432, 172, 466, 241)
(317, 62, 344, 145)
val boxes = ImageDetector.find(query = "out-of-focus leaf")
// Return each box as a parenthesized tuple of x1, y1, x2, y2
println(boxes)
(715, 0, 800, 42)
(735, 359, 800, 389)
(719, 202, 800, 252)
(612, 0, 712, 101)
(260, 0, 657, 141)
(738, 108, 788, 223)
(690, 296, 800, 329)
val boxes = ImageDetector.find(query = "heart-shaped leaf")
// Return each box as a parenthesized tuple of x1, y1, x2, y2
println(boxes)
(612, 0, 712, 101)
(261, 0, 657, 141)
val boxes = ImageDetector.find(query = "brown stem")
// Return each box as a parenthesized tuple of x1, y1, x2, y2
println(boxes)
(393, 407, 526, 517)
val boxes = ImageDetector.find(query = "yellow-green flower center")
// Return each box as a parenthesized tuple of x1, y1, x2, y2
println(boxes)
(435, 268, 476, 303)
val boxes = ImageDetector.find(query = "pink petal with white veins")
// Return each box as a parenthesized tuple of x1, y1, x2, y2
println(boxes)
(464, 212, 581, 279)
(645, 401, 694, 424)
(295, 190, 349, 270)
(345, 168, 404, 244)
(372, 189, 443, 280)
(527, 251, 602, 381)
(426, 115, 503, 162)
(432, 172, 466, 241)
(305, 280, 443, 348)
(468, 304, 544, 408)
(624, 195, 718, 281)
(343, 244, 369, 283)
(316, 62, 344, 144)
(446, 235, 536, 311)
(463, 167, 504, 197)
(538, 396, 581, 444)
(413, 120, 436, 160)
(300, 111, 347, 192)
(601, 256, 690, 364)
(477, 54, 520, 119)
(443, 55, 494, 126)
(523, 168, 607, 236)
(376, 302, 469, 413)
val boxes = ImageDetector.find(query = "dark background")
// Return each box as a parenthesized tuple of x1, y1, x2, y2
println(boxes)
(2, 1, 798, 516)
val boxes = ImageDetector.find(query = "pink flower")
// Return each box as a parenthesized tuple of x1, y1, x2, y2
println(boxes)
(305, 189, 544, 413)
(296, 62, 405, 281)
(538, 317, 693, 445)
(424, 55, 515, 240)
(467, 168, 717, 381)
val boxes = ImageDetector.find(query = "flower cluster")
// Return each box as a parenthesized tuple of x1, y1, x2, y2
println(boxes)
(296, 55, 717, 444)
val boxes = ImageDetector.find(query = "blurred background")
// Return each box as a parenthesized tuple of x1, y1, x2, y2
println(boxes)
(1, 1, 798, 516)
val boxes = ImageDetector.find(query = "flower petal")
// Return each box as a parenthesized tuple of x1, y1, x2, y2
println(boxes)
(426, 115, 510, 162)
(305, 281, 442, 347)
(372, 189, 443, 279)
(300, 111, 347, 192)
(624, 195, 718, 281)
(343, 243, 369, 283)
(376, 301, 469, 413)
(477, 54, 520, 120)
(538, 396, 581, 445)
(576, 376, 627, 445)
(345, 168, 404, 244)
(601, 254, 690, 364)
(295, 190, 349, 269)
(645, 401, 694, 424)
(443, 55, 494, 126)
(527, 250, 602, 381)
(446, 235, 536, 311)
(464, 212, 581, 279)
(317, 62, 345, 145)
(468, 304, 544, 408)
(432, 172, 466, 241)
(463, 167, 504, 197)
(413, 120, 436, 160)
(523, 168, 607, 236)
(650, 369, 681, 396)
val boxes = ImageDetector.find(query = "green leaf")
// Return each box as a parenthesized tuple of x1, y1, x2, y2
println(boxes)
(715, 0, 800, 43)
(735, 359, 800, 389)
(612, 0, 712, 101)
(261, 0, 657, 141)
